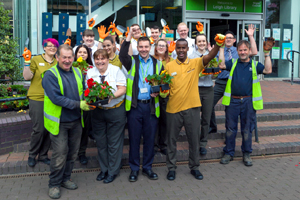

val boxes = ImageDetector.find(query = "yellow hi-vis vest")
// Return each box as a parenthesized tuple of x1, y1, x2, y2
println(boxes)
(42, 65, 84, 135)
(125, 57, 162, 117)
(222, 59, 263, 110)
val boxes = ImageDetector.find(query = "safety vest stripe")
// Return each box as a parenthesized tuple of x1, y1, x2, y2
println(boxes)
(224, 92, 231, 97)
(253, 96, 263, 101)
(155, 102, 159, 108)
(44, 111, 60, 123)
(253, 79, 259, 84)
(128, 74, 134, 80)
(49, 68, 58, 77)
(228, 75, 233, 80)
(126, 95, 132, 101)
(73, 67, 82, 80)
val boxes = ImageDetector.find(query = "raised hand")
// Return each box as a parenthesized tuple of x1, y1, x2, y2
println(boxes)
(97, 25, 109, 42)
(168, 41, 176, 53)
(214, 34, 226, 47)
(196, 21, 204, 34)
(150, 37, 154, 44)
(88, 18, 95, 29)
(64, 38, 71, 46)
(115, 28, 123, 37)
(108, 22, 116, 35)
(125, 27, 130, 37)
(263, 37, 275, 53)
(245, 24, 256, 37)
(162, 25, 170, 34)
(22, 47, 32, 63)
(207, 42, 214, 52)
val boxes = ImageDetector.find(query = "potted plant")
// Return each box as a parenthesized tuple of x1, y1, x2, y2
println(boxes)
(145, 74, 161, 93)
(72, 57, 93, 75)
(84, 78, 115, 106)
(159, 70, 174, 90)
(200, 58, 222, 77)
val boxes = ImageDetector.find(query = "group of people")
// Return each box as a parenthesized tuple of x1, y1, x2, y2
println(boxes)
(22, 18, 274, 199)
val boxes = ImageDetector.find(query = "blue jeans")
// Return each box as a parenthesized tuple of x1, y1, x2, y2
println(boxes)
(223, 97, 256, 156)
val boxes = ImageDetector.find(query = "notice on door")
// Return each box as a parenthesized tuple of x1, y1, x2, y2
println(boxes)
(207, 0, 243, 12)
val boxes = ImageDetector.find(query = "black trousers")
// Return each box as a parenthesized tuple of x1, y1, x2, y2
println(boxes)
(78, 111, 92, 157)
(210, 79, 227, 130)
(155, 97, 168, 151)
(28, 99, 51, 160)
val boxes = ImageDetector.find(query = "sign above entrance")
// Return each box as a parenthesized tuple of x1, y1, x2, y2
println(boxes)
(207, 0, 243, 12)
(245, 0, 263, 13)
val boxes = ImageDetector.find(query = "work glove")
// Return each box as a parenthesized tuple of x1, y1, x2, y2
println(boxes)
(125, 27, 130, 37)
(196, 21, 204, 34)
(108, 22, 116, 35)
(141, 33, 146, 37)
(97, 25, 109, 42)
(214, 34, 226, 47)
(159, 89, 169, 98)
(149, 37, 154, 44)
(162, 25, 170, 34)
(168, 41, 176, 54)
(88, 18, 95, 30)
(64, 38, 71, 46)
(22, 47, 32, 63)
(263, 37, 275, 53)
(115, 28, 123, 38)
(80, 100, 95, 111)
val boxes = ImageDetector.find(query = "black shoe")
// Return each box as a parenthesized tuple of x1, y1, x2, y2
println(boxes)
(142, 169, 158, 180)
(103, 175, 117, 184)
(28, 157, 36, 167)
(190, 170, 203, 180)
(79, 155, 88, 165)
(129, 170, 139, 182)
(199, 147, 207, 155)
(38, 158, 51, 165)
(166, 171, 176, 181)
(209, 128, 217, 134)
(96, 171, 108, 181)
(160, 149, 167, 155)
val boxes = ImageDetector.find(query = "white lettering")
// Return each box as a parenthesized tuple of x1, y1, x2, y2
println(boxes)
(213, 5, 223, 10)
(224, 6, 237, 11)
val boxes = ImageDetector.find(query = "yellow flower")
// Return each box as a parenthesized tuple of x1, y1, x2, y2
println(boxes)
(77, 57, 83, 62)
(160, 70, 167, 75)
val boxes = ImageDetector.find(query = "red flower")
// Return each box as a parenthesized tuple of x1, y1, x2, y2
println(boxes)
(145, 77, 148, 83)
(89, 65, 93, 68)
(101, 85, 106, 89)
(84, 88, 90, 97)
(87, 78, 95, 89)
(103, 81, 109, 86)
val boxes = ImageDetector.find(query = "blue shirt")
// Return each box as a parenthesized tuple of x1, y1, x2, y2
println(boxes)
(225, 59, 264, 96)
(217, 46, 238, 79)
(137, 55, 154, 100)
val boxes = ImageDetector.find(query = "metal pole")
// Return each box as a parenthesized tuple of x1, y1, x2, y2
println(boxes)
(291, 52, 294, 85)
(88, 0, 91, 20)
(136, 0, 139, 25)
(37, 0, 40, 53)
(255, 114, 258, 143)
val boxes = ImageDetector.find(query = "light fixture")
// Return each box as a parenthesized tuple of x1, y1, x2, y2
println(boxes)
(165, 7, 178, 9)
(124, 5, 129, 7)
(141, 6, 154, 9)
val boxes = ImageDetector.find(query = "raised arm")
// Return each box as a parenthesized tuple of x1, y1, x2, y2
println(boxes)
(119, 27, 135, 71)
(203, 34, 226, 66)
(262, 37, 275, 74)
(245, 24, 258, 56)
(218, 47, 226, 69)
(22, 48, 34, 80)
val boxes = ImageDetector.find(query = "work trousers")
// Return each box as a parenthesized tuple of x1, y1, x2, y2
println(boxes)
(28, 99, 51, 160)
(210, 79, 227, 131)
(49, 119, 82, 188)
(92, 104, 126, 176)
(166, 107, 201, 171)
(223, 97, 256, 156)
(154, 97, 168, 151)
(127, 102, 158, 171)
(78, 111, 92, 157)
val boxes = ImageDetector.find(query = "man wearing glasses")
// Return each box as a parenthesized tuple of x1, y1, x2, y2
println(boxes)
(210, 25, 258, 134)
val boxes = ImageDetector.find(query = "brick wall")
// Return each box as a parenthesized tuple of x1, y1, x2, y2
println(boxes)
(0, 114, 32, 155)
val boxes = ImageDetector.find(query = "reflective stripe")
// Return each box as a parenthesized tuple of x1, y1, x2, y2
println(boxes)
(128, 74, 134, 80)
(126, 95, 132, 101)
(253, 79, 259, 84)
(232, 59, 237, 64)
(49, 68, 58, 77)
(132, 58, 135, 68)
(253, 96, 263, 101)
(157, 60, 161, 70)
(44, 111, 60, 123)
(228, 75, 233, 80)
(44, 91, 48, 97)
(253, 61, 257, 66)
(73, 67, 82, 80)
(224, 92, 231, 97)
(155, 102, 159, 108)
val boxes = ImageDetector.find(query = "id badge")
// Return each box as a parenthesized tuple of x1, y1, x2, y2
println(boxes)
(140, 88, 148, 93)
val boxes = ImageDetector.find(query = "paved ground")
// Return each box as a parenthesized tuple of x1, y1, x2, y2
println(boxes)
(1, 155, 300, 200)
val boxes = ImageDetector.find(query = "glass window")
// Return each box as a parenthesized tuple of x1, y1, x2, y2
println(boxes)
(47, 0, 89, 15)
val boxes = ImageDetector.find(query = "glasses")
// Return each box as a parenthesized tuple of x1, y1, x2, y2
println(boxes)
(226, 37, 235, 40)
(157, 45, 167, 48)
(46, 45, 57, 48)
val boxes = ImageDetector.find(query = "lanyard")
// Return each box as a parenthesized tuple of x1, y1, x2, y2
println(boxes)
(140, 61, 150, 84)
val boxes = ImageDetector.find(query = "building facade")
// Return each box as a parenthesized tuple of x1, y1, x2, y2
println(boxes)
(6, 0, 300, 78)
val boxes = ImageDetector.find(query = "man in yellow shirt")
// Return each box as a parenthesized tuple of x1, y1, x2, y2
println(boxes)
(165, 36, 225, 181)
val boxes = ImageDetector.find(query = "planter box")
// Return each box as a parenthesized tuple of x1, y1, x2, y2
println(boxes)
(212, 67, 221, 73)
(89, 97, 109, 107)
(160, 84, 170, 91)
(204, 68, 213, 73)
(151, 85, 160, 93)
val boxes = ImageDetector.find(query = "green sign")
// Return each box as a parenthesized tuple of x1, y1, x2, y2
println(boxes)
(245, 0, 263, 13)
(207, 0, 243, 12)
(186, 0, 205, 11)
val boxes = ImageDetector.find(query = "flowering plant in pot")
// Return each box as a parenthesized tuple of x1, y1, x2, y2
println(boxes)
(200, 58, 222, 77)
(84, 78, 115, 106)
(159, 70, 174, 90)
(145, 74, 161, 93)
(72, 57, 93, 75)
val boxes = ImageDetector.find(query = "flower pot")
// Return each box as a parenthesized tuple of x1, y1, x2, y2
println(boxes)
(151, 85, 160, 93)
(160, 84, 170, 91)
(212, 67, 220, 73)
(99, 98, 109, 105)
(203, 68, 213, 73)
(88, 97, 109, 107)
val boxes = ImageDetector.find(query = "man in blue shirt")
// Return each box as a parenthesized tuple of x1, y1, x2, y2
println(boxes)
(119, 26, 163, 182)
(210, 26, 258, 133)
(218, 39, 273, 166)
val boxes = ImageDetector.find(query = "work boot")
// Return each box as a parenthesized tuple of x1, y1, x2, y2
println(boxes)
(243, 153, 253, 167)
(61, 180, 78, 190)
(220, 154, 233, 164)
(49, 187, 61, 199)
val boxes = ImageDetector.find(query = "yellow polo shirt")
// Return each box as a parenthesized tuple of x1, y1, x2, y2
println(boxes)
(165, 57, 205, 113)
(109, 54, 122, 69)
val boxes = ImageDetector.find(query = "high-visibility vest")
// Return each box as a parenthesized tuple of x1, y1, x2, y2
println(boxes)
(42, 65, 84, 135)
(222, 59, 263, 110)
(125, 57, 162, 117)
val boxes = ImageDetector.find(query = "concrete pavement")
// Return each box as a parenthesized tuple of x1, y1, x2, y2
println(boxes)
(1, 154, 300, 200)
